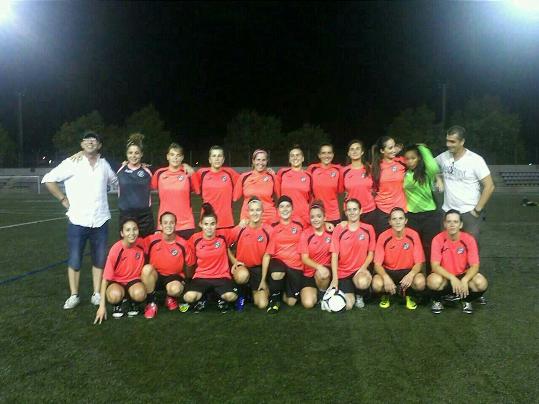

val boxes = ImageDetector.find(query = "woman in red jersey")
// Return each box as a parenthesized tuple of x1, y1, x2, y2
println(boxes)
(94, 219, 148, 324)
(370, 136, 407, 235)
(228, 197, 273, 310)
(297, 201, 332, 309)
(275, 145, 313, 227)
(330, 198, 375, 310)
(141, 212, 195, 319)
(151, 143, 195, 240)
(233, 149, 277, 225)
(260, 195, 304, 314)
(183, 204, 238, 312)
(192, 145, 239, 229)
(307, 143, 342, 225)
(341, 139, 380, 230)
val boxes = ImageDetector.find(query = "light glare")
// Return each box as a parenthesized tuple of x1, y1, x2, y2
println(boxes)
(0, 0, 13, 24)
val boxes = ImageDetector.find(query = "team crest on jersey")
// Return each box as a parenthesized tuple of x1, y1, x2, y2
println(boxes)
(221, 175, 228, 182)
(291, 227, 298, 234)
(457, 247, 465, 254)
(391, 165, 398, 172)
(301, 177, 307, 182)
(403, 242, 410, 250)
(330, 171, 337, 178)
(257, 235, 264, 242)
(325, 236, 331, 243)
(137, 170, 145, 178)
(263, 176, 270, 182)
(361, 172, 366, 178)
(358, 233, 365, 240)
(178, 175, 185, 181)
(135, 252, 141, 260)
(125, 169, 133, 174)
(171, 249, 178, 256)
(215, 241, 222, 248)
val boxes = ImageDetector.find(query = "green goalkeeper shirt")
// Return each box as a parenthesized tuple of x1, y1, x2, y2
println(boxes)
(404, 144, 439, 213)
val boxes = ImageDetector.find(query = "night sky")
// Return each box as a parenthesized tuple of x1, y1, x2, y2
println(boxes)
(1, 1, 538, 159)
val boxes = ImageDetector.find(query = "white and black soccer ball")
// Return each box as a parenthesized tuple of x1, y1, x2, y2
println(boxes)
(321, 287, 347, 313)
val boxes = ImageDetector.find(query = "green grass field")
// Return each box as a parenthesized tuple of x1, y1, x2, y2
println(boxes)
(1, 191, 538, 403)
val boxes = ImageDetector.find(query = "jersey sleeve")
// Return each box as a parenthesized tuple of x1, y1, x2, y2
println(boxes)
(298, 231, 309, 254)
(418, 144, 439, 179)
(373, 233, 387, 265)
(191, 170, 202, 194)
(274, 169, 283, 197)
(150, 168, 163, 190)
(367, 225, 376, 251)
(474, 155, 491, 181)
(330, 226, 342, 254)
(265, 232, 276, 255)
(41, 159, 74, 183)
(411, 230, 425, 264)
(233, 173, 245, 202)
(103, 243, 119, 281)
(337, 166, 345, 193)
(430, 234, 442, 263)
(465, 234, 480, 266)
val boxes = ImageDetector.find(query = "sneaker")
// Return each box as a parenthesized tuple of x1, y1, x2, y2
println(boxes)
(165, 296, 179, 311)
(127, 302, 140, 317)
(405, 295, 417, 310)
(63, 294, 80, 310)
(267, 300, 281, 314)
(462, 301, 473, 314)
(112, 304, 124, 319)
(144, 302, 158, 319)
(354, 295, 365, 309)
(379, 295, 391, 309)
(235, 296, 245, 312)
(431, 300, 444, 314)
(90, 292, 101, 306)
(218, 299, 230, 313)
(476, 295, 487, 305)
(441, 293, 461, 302)
(193, 299, 207, 314)
(178, 303, 190, 313)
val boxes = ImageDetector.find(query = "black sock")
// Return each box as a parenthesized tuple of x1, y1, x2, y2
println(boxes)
(464, 291, 485, 302)
(147, 291, 156, 304)
(268, 277, 285, 296)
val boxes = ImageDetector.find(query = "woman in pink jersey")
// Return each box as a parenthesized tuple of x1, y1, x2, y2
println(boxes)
(370, 136, 407, 236)
(275, 145, 313, 227)
(233, 149, 277, 225)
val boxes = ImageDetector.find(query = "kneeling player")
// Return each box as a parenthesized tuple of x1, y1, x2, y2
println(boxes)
(298, 201, 332, 309)
(372, 208, 425, 310)
(228, 197, 273, 310)
(141, 212, 194, 319)
(427, 210, 488, 314)
(330, 198, 375, 310)
(94, 219, 148, 324)
(183, 204, 238, 312)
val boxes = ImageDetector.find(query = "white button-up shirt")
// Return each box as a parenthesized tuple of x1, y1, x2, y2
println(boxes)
(42, 155, 118, 228)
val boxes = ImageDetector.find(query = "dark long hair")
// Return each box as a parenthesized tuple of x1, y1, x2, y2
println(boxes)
(404, 144, 427, 185)
(200, 202, 217, 222)
(370, 136, 393, 192)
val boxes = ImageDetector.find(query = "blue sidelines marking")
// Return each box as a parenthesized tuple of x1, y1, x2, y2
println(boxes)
(0, 259, 68, 285)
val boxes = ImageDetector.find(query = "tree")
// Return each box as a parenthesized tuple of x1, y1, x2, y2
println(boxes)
(0, 124, 17, 167)
(387, 105, 441, 151)
(285, 124, 330, 163)
(52, 111, 105, 155)
(224, 110, 283, 165)
(450, 96, 523, 164)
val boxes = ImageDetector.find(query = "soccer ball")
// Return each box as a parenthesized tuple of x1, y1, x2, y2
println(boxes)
(322, 287, 347, 313)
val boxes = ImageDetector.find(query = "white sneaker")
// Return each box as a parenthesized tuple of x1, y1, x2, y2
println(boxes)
(63, 294, 80, 309)
(90, 292, 101, 306)
(354, 295, 365, 309)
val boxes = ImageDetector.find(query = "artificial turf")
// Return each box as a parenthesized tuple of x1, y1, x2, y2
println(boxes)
(0, 191, 538, 403)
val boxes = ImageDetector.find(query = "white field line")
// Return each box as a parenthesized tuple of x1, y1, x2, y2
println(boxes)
(0, 209, 118, 230)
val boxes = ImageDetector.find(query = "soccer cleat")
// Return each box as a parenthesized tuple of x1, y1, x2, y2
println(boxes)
(379, 295, 391, 309)
(112, 304, 124, 319)
(476, 295, 487, 305)
(144, 302, 158, 319)
(178, 303, 190, 313)
(235, 296, 245, 312)
(354, 295, 365, 309)
(462, 301, 473, 314)
(165, 296, 179, 311)
(266, 300, 281, 314)
(193, 299, 207, 314)
(127, 302, 140, 317)
(431, 300, 444, 314)
(218, 299, 230, 313)
(405, 295, 417, 310)
(441, 293, 461, 302)
(63, 294, 80, 310)
(90, 292, 101, 306)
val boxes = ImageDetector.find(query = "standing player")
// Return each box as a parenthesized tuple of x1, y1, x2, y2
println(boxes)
(117, 133, 155, 237)
(330, 198, 375, 310)
(192, 145, 239, 229)
(427, 210, 488, 314)
(341, 140, 379, 229)
(403, 143, 441, 272)
(233, 149, 277, 225)
(183, 204, 238, 312)
(275, 145, 313, 226)
(228, 197, 273, 310)
(298, 202, 332, 309)
(152, 143, 195, 240)
(94, 219, 148, 324)
(260, 196, 304, 313)
(371, 136, 407, 235)
(141, 212, 194, 319)
(307, 144, 342, 225)
(372, 208, 425, 310)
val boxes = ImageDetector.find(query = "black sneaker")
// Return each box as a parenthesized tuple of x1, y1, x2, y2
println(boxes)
(266, 300, 280, 314)
(193, 299, 207, 314)
(441, 293, 461, 303)
(217, 299, 230, 313)
(476, 296, 487, 305)
(127, 302, 140, 317)
(112, 304, 124, 319)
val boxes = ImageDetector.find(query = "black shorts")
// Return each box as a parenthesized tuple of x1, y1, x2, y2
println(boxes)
(302, 275, 317, 289)
(338, 274, 356, 294)
(119, 208, 155, 238)
(269, 259, 304, 298)
(385, 269, 412, 284)
(156, 273, 183, 290)
(186, 278, 238, 296)
(248, 266, 263, 291)
(439, 273, 466, 294)
(110, 279, 142, 294)
(176, 228, 196, 240)
(363, 209, 390, 237)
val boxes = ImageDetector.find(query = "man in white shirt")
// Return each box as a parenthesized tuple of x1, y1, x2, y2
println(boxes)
(42, 131, 118, 309)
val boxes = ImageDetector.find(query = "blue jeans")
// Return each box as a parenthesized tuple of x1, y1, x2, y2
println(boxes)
(67, 221, 109, 270)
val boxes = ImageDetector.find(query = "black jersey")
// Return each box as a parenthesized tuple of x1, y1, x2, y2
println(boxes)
(117, 165, 153, 211)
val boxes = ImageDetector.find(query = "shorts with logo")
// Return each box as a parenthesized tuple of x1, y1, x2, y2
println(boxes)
(186, 278, 237, 296)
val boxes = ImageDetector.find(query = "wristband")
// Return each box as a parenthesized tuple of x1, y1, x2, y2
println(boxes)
(473, 208, 481, 215)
